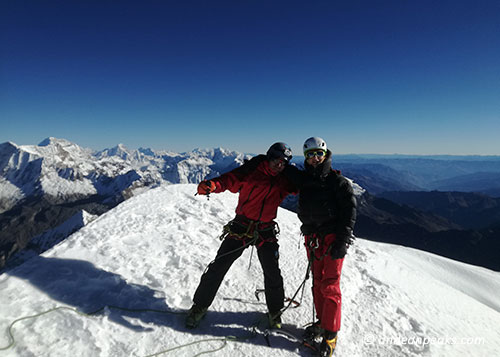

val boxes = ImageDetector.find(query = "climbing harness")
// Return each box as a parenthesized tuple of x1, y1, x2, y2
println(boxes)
(219, 216, 279, 246)
(306, 233, 332, 262)
(215, 216, 280, 271)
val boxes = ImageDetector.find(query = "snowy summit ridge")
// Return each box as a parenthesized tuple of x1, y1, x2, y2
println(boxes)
(1, 184, 499, 356)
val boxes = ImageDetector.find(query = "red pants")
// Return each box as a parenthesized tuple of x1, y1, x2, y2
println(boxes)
(305, 233, 344, 333)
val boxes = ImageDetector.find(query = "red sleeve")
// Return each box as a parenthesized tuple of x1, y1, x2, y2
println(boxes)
(211, 155, 266, 194)
(212, 171, 243, 194)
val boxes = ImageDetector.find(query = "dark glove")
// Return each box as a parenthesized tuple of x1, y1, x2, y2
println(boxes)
(197, 180, 216, 195)
(329, 240, 348, 260)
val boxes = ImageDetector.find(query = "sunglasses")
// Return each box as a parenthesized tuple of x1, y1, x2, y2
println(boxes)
(271, 158, 287, 166)
(305, 150, 326, 158)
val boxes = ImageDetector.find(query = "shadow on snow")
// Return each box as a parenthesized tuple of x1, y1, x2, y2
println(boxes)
(7, 256, 302, 353)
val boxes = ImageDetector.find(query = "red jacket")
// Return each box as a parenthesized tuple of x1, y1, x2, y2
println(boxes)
(212, 158, 296, 222)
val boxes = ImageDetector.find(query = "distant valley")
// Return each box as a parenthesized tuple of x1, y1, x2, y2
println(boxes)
(331, 154, 500, 196)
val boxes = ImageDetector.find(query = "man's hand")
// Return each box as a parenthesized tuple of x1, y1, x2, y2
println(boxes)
(197, 180, 216, 195)
(330, 240, 348, 260)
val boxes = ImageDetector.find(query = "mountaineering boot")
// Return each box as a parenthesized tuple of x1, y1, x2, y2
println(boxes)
(185, 304, 208, 329)
(268, 311, 282, 329)
(319, 332, 338, 357)
(304, 320, 324, 342)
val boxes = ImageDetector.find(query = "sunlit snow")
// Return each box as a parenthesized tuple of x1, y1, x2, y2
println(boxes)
(1, 184, 499, 356)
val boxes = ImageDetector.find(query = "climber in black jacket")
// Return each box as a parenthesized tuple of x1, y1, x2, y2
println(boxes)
(283, 137, 357, 357)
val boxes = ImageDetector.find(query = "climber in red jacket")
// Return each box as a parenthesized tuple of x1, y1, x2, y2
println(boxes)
(186, 142, 297, 330)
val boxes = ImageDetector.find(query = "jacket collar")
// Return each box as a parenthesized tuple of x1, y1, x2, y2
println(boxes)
(260, 159, 280, 177)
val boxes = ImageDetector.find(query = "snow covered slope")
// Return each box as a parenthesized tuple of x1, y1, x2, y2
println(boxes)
(1, 184, 499, 356)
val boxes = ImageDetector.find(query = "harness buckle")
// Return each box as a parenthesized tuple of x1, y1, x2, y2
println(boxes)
(307, 235, 320, 251)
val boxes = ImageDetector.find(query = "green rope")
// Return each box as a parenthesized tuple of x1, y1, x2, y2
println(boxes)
(0, 305, 250, 356)
(144, 336, 237, 357)
(0, 306, 77, 351)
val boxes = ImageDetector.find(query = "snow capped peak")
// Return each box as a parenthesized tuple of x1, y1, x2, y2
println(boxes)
(32, 137, 93, 161)
(192, 147, 240, 157)
(96, 143, 137, 161)
(38, 137, 75, 147)
(109, 143, 129, 155)
(109, 143, 129, 153)
(36, 138, 94, 161)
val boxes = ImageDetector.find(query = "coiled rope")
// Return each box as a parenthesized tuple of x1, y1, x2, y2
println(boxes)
(0, 305, 255, 356)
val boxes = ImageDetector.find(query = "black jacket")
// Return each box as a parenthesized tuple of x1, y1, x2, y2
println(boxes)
(284, 150, 357, 242)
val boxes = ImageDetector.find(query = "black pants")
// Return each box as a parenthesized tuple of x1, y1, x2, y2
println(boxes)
(193, 237, 285, 314)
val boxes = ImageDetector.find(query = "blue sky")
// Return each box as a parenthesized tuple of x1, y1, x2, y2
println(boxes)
(1, 0, 499, 155)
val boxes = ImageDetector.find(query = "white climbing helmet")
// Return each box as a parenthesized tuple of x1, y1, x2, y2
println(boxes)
(303, 137, 327, 154)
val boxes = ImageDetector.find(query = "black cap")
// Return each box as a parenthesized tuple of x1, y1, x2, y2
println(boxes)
(266, 142, 293, 162)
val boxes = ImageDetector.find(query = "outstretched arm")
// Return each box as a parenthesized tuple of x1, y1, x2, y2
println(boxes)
(210, 154, 267, 194)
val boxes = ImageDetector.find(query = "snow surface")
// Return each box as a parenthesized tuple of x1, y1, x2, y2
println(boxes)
(1, 184, 499, 357)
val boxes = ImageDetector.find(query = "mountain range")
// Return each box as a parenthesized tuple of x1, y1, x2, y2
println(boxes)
(0, 137, 251, 213)
(0, 138, 250, 268)
(1, 138, 499, 271)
